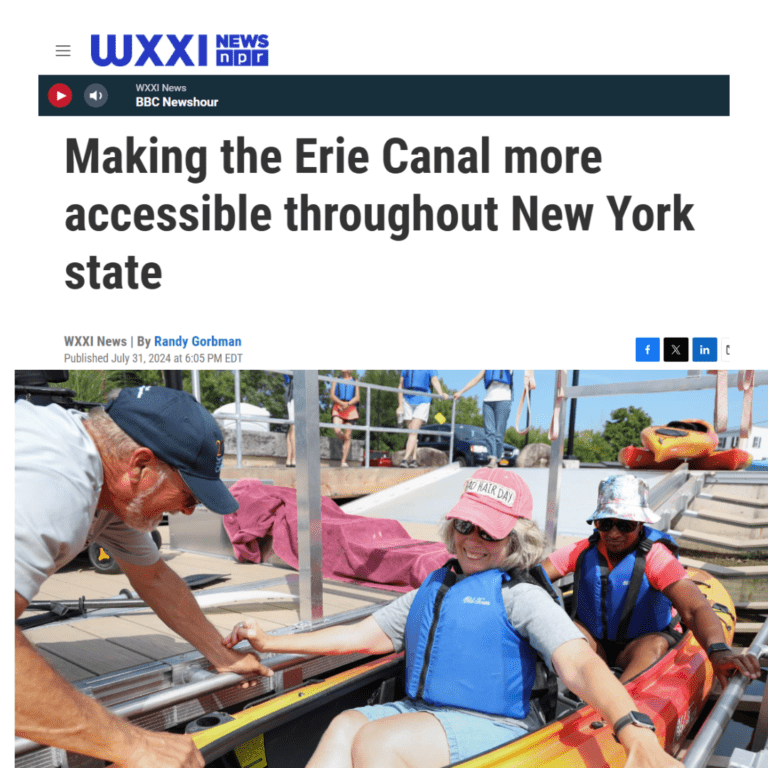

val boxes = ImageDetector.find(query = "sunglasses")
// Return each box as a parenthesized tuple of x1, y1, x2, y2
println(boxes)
(452, 518, 503, 542)
(594, 519, 640, 534)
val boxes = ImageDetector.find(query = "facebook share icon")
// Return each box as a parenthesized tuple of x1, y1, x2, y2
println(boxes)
(636, 338, 660, 362)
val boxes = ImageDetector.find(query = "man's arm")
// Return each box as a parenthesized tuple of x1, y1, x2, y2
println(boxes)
(116, 556, 273, 678)
(15, 592, 203, 768)
(664, 579, 761, 688)
(552, 639, 682, 768)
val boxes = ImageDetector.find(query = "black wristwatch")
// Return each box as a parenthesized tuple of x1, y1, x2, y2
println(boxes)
(707, 642, 731, 657)
(613, 711, 656, 739)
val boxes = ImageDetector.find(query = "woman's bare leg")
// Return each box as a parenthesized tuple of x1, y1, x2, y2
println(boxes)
(352, 712, 451, 768)
(305, 710, 369, 768)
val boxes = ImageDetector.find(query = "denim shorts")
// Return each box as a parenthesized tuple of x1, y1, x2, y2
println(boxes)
(353, 698, 528, 764)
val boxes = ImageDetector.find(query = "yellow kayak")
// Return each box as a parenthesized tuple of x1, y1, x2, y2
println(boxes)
(640, 420, 719, 464)
(190, 567, 734, 767)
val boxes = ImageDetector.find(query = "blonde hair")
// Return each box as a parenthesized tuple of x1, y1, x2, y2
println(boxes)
(439, 517, 551, 571)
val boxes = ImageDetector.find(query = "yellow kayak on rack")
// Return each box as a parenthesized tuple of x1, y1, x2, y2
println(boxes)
(640, 420, 719, 464)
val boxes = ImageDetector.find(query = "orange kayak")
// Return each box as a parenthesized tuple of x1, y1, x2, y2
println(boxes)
(618, 445, 683, 471)
(191, 567, 733, 768)
(620, 445, 751, 472)
(640, 420, 718, 463)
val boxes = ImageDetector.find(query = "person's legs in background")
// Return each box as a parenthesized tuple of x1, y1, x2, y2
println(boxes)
(493, 399, 512, 458)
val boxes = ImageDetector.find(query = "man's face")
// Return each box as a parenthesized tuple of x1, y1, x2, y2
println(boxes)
(143, 469, 198, 517)
(122, 467, 198, 532)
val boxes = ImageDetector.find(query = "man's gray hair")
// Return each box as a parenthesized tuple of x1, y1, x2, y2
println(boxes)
(439, 518, 551, 571)
(85, 406, 144, 462)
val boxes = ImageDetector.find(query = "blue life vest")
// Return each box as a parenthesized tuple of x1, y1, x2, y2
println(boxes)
(484, 370, 512, 388)
(404, 562, 539, 719)
(334, 381, 355, 402)
(571, 527, 679, 643)
(402, 370, 432, 392)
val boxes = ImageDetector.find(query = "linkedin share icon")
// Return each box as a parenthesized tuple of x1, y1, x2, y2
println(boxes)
(84, 83, 108, 108)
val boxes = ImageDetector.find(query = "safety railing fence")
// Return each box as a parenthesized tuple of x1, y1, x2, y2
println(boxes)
(194, 370, 459, 469)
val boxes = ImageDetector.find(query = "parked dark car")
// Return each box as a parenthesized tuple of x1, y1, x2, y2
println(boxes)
(417, 423, 491, 467)
(499, 444, 519, 467)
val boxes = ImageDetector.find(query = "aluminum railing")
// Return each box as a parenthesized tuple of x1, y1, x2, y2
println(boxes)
(194, 370, 459, 469)
(545, 370, 768, 544)
(682, 618, 768, 768)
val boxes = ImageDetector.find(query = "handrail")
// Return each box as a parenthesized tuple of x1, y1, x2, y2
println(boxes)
(318, 373, 456, 468)
(545, 370, 768, 545)
(16, 603, 383, 757)
(681, 618, 768, 768)
(194, 370, 459, 469)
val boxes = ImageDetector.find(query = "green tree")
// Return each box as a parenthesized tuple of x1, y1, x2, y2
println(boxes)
(51, 370, 161, 404)
(431, 379, 484, 428)
(179, 370, 288, 421)
(504, 426, 551, 449)
(571, 429, 615, 463)
(602, 406, 652, 457)
(360, 370, 404, 451)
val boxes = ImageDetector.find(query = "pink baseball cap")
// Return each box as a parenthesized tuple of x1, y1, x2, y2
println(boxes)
(446, 469, 533, 540)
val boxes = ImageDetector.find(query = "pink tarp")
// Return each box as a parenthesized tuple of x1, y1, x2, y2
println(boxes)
(224, 480, 450, 593)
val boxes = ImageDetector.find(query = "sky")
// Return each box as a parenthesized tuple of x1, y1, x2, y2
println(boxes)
(422, 370, 767, 435)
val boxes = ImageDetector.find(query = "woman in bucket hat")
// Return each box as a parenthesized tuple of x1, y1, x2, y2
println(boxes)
(542, 474, 759, 687)
(224, 470, 686, 768)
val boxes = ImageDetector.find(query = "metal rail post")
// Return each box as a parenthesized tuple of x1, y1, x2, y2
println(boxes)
(449, 397, 456, 461)
(233, 369, 243, 468)
(365, 385, 371, 467)
(191, 370, 201, 402)
(545, 372, 568, 545)
(293, 370, 324, 623)
(682, 618, 768, 768)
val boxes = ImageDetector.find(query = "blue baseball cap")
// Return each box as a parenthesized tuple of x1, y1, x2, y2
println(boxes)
(105, 386, 238, 515)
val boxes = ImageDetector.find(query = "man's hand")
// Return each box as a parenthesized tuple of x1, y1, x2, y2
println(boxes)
(213, 645, 274, 686)
(107, 729, 203, 768)
(711, 650, 761, 690)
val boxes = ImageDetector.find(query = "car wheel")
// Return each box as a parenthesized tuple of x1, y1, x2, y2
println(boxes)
(454, 454, 467, 467)
(87, 543, 122, 574)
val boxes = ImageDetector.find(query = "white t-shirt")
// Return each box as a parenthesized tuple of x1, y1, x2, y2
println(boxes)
(15, 401, 160, 602)
(484, 373, 513, 402)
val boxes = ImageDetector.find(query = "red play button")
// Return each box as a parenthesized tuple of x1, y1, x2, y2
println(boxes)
(48, 83, 72, 108)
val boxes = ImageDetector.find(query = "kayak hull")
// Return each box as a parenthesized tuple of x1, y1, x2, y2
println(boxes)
(619, 446, 752, 471)
(191, 567, 734, 768)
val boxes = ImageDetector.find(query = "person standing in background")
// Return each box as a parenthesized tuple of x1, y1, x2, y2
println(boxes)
(283, 374, 295, 468)
(330, 370, 360, 468)
(397, 371, 448, 468)
(454, 370, 513, 465)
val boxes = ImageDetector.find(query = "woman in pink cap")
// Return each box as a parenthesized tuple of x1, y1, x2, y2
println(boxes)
(223, 469, 687, 768)
(542, 474, 759, 686)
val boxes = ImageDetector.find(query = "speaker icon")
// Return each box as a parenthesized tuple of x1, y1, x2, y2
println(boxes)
(84, 83, 108, 108)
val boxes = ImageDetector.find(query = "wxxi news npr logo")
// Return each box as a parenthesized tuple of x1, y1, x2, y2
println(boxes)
(90, 34, 270, 67)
